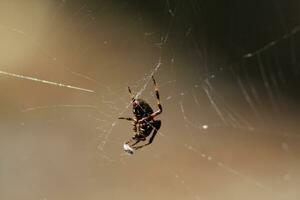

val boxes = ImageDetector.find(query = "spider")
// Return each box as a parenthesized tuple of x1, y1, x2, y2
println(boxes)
(119, 76, 162, 153)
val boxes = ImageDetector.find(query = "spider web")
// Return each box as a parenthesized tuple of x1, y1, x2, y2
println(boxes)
(0, 1, 299, 200)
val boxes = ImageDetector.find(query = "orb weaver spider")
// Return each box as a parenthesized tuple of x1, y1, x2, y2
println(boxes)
(119, 76, 162, 154)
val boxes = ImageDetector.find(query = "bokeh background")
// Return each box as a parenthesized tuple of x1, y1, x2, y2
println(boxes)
(0, 0, 299, 200)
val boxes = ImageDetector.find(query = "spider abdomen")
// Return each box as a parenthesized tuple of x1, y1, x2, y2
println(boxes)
(133, 99, 154, 118)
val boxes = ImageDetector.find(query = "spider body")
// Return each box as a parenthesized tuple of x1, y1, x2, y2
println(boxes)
(119, 76, 162, 151)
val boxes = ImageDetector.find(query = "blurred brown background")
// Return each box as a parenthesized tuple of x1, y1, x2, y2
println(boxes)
(0, 0, 299, 200)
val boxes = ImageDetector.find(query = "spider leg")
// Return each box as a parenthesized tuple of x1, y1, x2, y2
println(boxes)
(128, 86, 135, 101)
(118, 117, 136, 122)
(118, 117, 138, 131)
(124, 138, 139, 149)
(151, 76, 162, 118)
(125, 138, 142, 150)
(132, 135, 153, 150)
(125, 132, 146, 149)
(130, 139, 142, 147)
